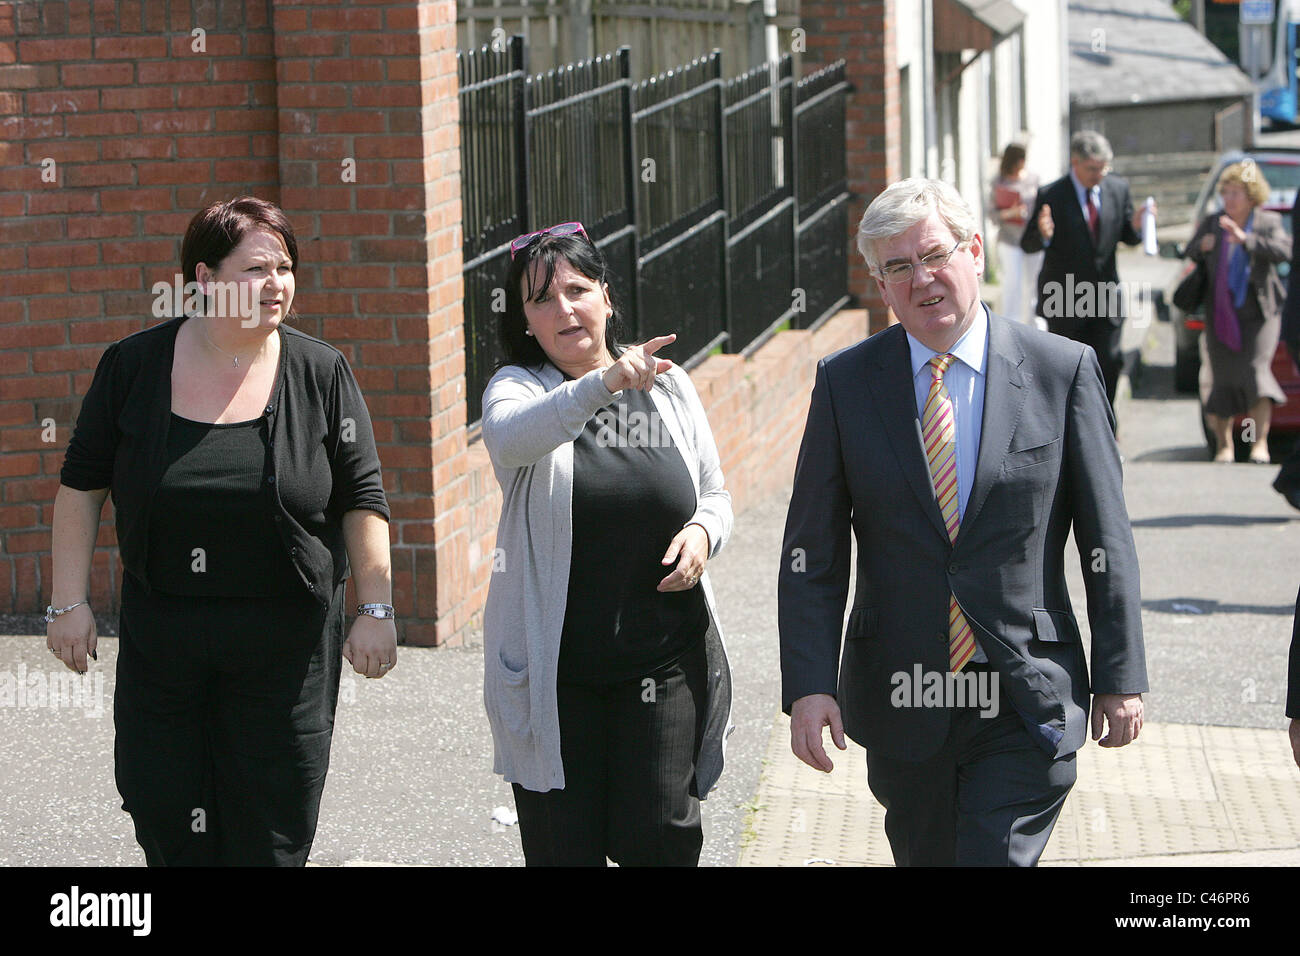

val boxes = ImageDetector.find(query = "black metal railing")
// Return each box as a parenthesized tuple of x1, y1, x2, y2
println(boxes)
(793, 59, 851, 333)
(458, 37, 848, 426)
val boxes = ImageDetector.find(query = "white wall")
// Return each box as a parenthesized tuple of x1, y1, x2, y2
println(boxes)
(890, 0, 1068, 228)
(895, 0, 927, 179)
(1016, 0, 1067, 182)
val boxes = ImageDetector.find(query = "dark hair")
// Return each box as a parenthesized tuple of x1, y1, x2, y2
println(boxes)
(999, 142, 1027, 179)
(499, 233, 627, 369)
(181, 196, 299, 318)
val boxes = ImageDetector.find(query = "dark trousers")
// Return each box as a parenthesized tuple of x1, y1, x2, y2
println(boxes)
(1276, 345, 1300, 499)
(1276, 445, 1300, 496)
(863, 665, 1076, 866)
(1050, 318, 1123, 415)
(113, 575, 344, 866)
(511, 637, 707, 866)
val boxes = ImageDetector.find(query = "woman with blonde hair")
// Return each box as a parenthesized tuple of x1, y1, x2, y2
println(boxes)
(1187, 161, 1292, 462)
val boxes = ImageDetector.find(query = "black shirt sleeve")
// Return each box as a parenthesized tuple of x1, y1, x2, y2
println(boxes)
(326, 352, 389, 521)
(60, 342, 122, 491)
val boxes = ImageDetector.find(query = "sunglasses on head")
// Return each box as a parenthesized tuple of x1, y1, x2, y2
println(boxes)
(509, 221, 590, 259)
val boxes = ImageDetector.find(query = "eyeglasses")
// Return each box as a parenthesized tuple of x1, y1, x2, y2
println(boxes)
(510, 221, 590, 259)
(1075, 159, 1111, 177)
(877, 241, 964, 283)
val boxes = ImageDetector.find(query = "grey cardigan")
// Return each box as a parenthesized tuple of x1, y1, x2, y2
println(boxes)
(480, 360, 735, 795)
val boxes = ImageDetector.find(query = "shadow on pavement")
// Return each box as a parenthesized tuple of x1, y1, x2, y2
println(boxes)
(1130, 445, 1211, 462)
(1131, 513, 1294, 529)
(1143, 597, 1298, 616)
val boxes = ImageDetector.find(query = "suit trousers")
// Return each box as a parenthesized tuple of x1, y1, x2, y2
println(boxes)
(1274, 345, 1300, 500)
(113, 573, 344, 866)
(863, 664, 1077, 866)
(510, 636, 707, 866)
(1275, 438, 1300, 497)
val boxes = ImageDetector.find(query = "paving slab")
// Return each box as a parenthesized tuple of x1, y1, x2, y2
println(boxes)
(738, 712, 1300, 866)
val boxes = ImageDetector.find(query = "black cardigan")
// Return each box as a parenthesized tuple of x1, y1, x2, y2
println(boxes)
(60, 317, 390, 608)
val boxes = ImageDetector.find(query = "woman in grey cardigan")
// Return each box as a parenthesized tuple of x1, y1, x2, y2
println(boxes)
(480, 222, 733, 865)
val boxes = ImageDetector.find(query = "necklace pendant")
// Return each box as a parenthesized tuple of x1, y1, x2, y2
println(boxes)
(233, 357, 239, 368)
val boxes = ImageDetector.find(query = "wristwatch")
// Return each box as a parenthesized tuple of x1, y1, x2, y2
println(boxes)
(356, 603, 396, 620)
(45, 601, 88, 624)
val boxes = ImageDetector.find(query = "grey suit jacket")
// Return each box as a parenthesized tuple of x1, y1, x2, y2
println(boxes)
(777, 311, 1148, 762)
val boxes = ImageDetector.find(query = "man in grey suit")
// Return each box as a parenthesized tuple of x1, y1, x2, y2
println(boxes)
(778, 178, 1148, 866)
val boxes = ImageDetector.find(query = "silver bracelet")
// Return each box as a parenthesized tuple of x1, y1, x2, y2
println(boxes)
(45, 601, 88, 624)
(356, 603, 395, 620)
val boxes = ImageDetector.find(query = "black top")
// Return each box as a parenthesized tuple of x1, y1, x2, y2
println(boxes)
(60, 317, 389, 608)
(558, 386, 709, 683)
(147, 415, 306, 597)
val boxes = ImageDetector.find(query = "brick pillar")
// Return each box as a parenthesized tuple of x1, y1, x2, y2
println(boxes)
(272, 0, 465, 645)
(799, 0, 899, 333)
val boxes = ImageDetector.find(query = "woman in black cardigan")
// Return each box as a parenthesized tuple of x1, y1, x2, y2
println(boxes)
(48, 197, 394, 865)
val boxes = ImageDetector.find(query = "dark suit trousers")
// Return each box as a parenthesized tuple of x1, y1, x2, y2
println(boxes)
(1275, 438, 1300, 497)
(1274, 346, 1300, 499)
(1287, 582, 1300, 719)
(1050, 319, 1123, 412)
(863, 665, 1077, 866)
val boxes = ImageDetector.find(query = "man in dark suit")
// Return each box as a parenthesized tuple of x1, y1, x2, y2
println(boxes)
(778, 178, 1148, 866)
(1288, 586, 1300, 769)
(1020, 130, 1150, 414)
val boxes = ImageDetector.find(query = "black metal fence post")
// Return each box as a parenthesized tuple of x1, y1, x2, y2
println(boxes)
(618, 45, 640, 342)
(513, 34, 530, 236)
(713, 50, 732, 358)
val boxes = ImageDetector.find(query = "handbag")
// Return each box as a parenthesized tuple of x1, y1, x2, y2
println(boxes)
(1172, 257, 1208, 314)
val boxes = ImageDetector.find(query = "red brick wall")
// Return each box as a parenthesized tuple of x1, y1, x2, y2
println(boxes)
(0, 0, 279, 615)
(799, 0, 899, 333)
(269, 0, 465, 646)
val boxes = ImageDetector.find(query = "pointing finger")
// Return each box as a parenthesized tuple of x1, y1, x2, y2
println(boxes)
(640, 333, 677, 356)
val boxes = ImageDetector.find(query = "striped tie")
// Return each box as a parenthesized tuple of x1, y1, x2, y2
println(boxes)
(921, 354, 976, 672)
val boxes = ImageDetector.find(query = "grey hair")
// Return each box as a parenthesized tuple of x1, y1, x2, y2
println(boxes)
(1070, 129, 1113, 164)
(856, 178, 977, 275)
